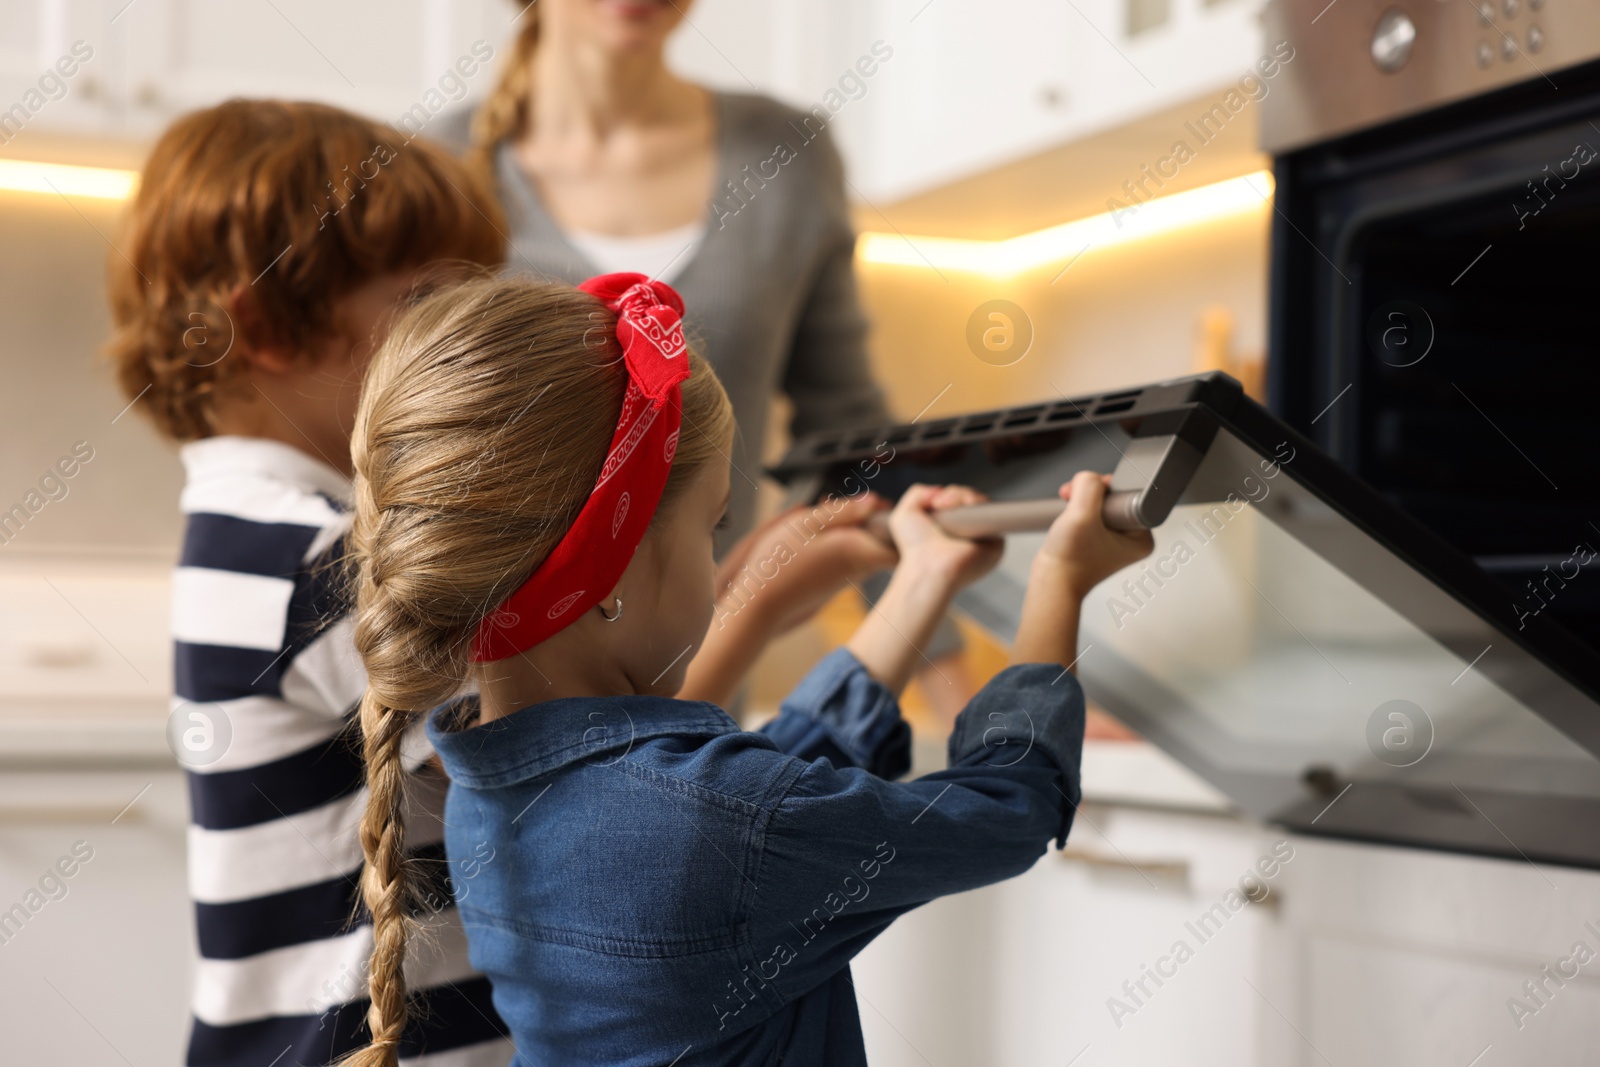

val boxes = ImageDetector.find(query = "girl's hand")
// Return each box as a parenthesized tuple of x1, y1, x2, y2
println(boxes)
(887, 483, 1005, 592)
(717, 492, 899, 636)
(842, 483, 999, 696)
(1011, 471, 1154, 670)
(681, 493, 899, 707)
(1038, 471, 1155, 599)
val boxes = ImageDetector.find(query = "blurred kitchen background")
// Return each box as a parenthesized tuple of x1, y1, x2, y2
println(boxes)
(4, 1, 1593, 1065)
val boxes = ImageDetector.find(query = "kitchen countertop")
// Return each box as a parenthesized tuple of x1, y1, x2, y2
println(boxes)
(1079, 738, 1232, 812)
(0, 554, 176, 768)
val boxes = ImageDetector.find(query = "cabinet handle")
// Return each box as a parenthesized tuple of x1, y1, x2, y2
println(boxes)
(133, 82, 165, 109)
(1058, 846, 1189, 881)
(1037, 84, 1068, 110)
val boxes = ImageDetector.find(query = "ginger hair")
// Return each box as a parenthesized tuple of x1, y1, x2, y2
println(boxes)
(105, 99, 506, 442)
(340, 275, 732, 1066)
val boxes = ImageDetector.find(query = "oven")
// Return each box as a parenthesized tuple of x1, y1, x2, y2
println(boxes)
(769, 2, 1600, 870)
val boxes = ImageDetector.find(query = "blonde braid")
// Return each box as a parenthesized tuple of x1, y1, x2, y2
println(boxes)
(340, 412, 479, 1067)
(469, 8, 540, 181)
(343, 692, 415, 1067)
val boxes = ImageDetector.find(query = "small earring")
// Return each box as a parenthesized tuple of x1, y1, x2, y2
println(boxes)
(596, 596, 623, 622)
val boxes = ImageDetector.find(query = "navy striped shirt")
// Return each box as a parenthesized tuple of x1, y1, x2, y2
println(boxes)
(172, 437, 510, 1067)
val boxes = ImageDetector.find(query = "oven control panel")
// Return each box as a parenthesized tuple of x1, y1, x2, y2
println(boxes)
(1466, 0, 1548, 70)
(1262, 0, 1599, 152)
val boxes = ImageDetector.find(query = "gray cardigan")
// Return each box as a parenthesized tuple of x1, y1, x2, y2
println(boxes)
(431, 94, 892, 552)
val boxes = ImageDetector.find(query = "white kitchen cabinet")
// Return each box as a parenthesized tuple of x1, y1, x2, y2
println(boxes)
(851, 736, 1282, 1067)
(811, 0, 1271, 200)
(0, 559, 172, 727)
(677, 0, 1273, 201)
(985, 805, 1284, 1067)
(0, 2, 51, 101)
(665, 0, 1273, 202)
(113, 0, 511, 137)
(851, 801, 1285, 1067)
(0, 767, 191, 1067)
(0, 1, 118, 142)
(839, 0, 1088, 202)
(853, 777, 1600, 1067)
(5, 0, 1269, 202)
(0, 0, 516, 142)
(1269, 837, 1600, 1067)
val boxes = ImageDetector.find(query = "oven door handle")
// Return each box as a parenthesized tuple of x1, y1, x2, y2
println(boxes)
(1101, 412, 1215, 529)
(860, 411, 1216, 538)
(866, 497, 1068, 539)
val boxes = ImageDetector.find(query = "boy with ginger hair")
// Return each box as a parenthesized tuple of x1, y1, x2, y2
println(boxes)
(105, 99, 512, 1067)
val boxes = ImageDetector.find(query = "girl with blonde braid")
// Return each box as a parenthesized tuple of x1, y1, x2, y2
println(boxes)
(342, 272, 1152, 1067)
(434, 0, 983, 718)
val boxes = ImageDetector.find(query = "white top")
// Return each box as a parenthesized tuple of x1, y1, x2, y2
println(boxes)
(565, 219, 707, 284)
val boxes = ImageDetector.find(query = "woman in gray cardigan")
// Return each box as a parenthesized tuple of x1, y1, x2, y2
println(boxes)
(433, 0, 892, 554)
(435, 0, 967, 707)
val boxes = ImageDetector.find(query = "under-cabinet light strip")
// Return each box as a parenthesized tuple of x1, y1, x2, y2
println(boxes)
(856, 170, 1274, 277)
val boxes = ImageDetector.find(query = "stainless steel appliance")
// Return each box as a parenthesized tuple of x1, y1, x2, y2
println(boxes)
(771, 5, 1600, 867)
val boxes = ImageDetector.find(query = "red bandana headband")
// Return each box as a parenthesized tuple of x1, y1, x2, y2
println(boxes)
(470, 272, 692, 662)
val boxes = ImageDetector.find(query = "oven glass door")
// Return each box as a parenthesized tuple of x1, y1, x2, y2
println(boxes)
(775, 376, 1600, 869)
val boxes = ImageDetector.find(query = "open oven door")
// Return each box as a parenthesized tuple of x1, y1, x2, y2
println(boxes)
(768, 372, 1600, 870)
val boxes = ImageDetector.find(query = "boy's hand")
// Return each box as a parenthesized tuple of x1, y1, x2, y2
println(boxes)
(716, 492, 899, 636)
(887, 484, 1005, 592)
(1038, 471, 1155, 599)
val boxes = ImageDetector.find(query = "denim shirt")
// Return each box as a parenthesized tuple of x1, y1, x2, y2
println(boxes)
(427, 648, 1086, 1067)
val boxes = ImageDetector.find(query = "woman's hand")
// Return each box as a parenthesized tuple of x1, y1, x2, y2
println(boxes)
(886, 483, 1005, 595)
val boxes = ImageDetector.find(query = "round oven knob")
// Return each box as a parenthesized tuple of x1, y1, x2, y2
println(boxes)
(1372, 8, 1418, 72)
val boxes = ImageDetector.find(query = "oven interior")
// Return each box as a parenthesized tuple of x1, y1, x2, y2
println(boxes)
(1272, 58, 1600, 657)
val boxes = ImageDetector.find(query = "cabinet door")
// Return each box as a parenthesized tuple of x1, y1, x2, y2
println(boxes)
(0, 562, 171, 729)
(844, 0, 1085, 200)
(0, 1, 116, 143)
(1273, 837, 1600, 1066)
(989, 807, 1282, 1067)
(850, 798, 1283, 1067)
(0, 770, 191, 1067)
(112, 0, 509, 137)
(0, 3, 52, 102)
(840, 0, 1268, 200)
